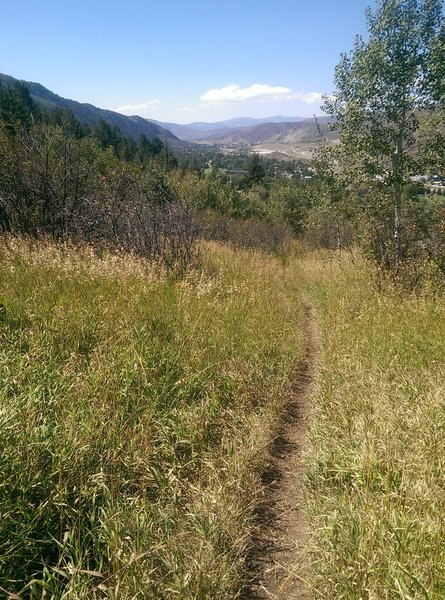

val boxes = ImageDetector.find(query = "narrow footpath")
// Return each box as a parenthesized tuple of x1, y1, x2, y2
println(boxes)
(245, 302, 318, 600)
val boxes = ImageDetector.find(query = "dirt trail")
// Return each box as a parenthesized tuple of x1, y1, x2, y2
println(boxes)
(244, 302, 318, 600)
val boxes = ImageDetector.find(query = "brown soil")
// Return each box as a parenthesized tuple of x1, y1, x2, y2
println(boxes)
(243, 302, 318, 599)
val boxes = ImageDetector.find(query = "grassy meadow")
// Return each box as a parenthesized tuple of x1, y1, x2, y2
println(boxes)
(297, 254, 445, 599)
(1, 237, 444, 599)
(0, 238, 305, 599)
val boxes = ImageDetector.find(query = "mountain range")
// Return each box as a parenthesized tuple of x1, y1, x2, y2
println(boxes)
(0, 73, 334, 152)
(188, 117, 335, 145)
(145, 116, 307, 141)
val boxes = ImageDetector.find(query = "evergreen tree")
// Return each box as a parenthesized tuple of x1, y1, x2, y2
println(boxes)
(138, 134, 165, 163)
(0, 81, 36, 133)
(246, 153, 266, 186)
(149, 137, 164, 156)
(160, 143, 178, 171)
(11, 82, 34, 128)
(48, 108, 83, 137)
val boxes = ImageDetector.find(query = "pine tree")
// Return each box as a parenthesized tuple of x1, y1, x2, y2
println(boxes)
(0, 81, 36, 133)
(246, 153, 265, 185)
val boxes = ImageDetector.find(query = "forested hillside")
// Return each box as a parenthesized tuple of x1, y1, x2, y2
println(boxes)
(0, 73, 180, 143)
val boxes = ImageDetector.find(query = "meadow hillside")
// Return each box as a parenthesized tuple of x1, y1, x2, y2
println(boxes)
(1, 239, 444, 599)
(298, 255, 445, 600)
(0, 238, 306, 599)
(1, 1, 444, 597)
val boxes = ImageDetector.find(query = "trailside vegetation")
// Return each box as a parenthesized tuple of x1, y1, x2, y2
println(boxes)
(0, 238, 306, 598)
(314, 0, 445, 284)
(297, 252, 445, 599)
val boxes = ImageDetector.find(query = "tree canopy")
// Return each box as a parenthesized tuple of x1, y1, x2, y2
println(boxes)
(317, 0, 445, 268)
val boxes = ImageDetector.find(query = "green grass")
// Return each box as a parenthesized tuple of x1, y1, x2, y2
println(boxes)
(3, 238, 444, 599)
(296, 253, 445, 599)
(0, 238, 305, 599)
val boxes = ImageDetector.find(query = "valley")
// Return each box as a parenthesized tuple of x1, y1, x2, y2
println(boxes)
(0, 73, 337, 161)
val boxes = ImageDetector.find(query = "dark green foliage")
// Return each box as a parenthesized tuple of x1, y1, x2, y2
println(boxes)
(139, 134, 164, 163)
(160, 143, 178, 171)
(0, 80, 37, 134)
(90, 120, 169, 164)
(45, 107, 90, 138)
(92, 119, 122, 152)
(246, 153, 266, 186)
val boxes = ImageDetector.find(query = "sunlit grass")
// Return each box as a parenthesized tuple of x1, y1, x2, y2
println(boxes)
(297, 253, 445, 599)
(0, 237, 305, 599)
(3, 238, 441, 598)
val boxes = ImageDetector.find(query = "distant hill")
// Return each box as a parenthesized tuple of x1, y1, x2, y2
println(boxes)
(193, 117, 336, 145)
(0, 73, 180, 144)
(146, 115, 306, 141)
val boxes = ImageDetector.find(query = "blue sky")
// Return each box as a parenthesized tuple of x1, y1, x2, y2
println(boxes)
(0, 0, 376, 123)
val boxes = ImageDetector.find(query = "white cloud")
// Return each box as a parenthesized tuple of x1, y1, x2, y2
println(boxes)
(181, 106, 194, 112)
(200, 84, 324, 106)
(116, 100, 160, 114)
(200, 84, 293, 105)
(297, 92, 324, 104)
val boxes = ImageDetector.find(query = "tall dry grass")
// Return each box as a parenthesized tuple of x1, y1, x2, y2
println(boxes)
(0, 237, 305, 599)
(295, 252, 445, 599)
